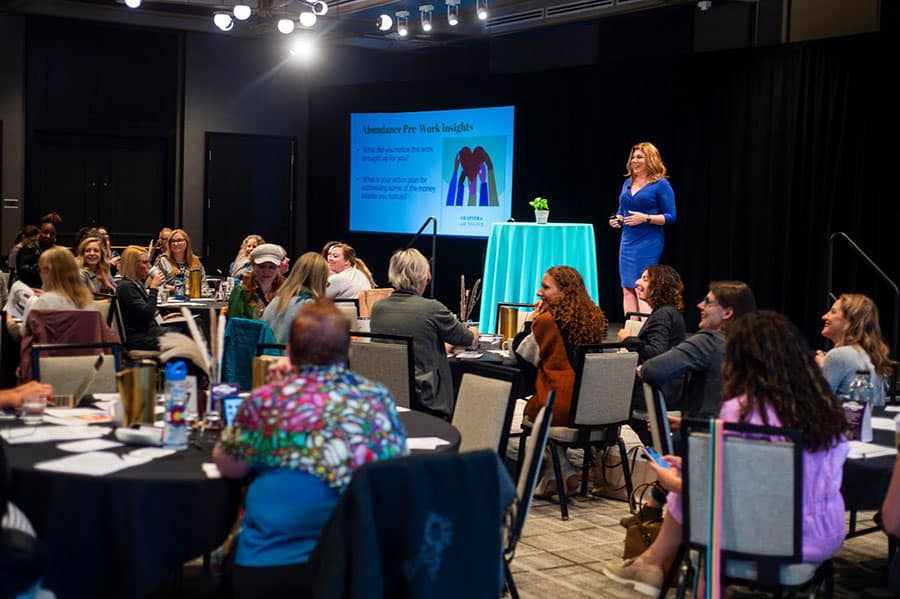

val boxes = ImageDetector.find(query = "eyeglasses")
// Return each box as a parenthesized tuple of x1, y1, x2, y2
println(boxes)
(170, 239, 186, 244)
(701, 296, 719, 306)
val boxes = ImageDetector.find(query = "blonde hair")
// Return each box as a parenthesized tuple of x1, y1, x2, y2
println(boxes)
(388, 248, 429, 294)
(624, 141, 668, 182)
(39, 246, 93, 308)
(165, 228, 201, 270)
(837, 294, 893, 378)
(328, 243, 376, 288)
(274, 252, 330, 316)
(76, 236, 112, 280)
(231, 234, 265, 277)
(120, 245, 149, 280)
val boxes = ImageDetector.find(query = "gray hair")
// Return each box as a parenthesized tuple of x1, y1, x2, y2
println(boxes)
(388, 248, 430, 293)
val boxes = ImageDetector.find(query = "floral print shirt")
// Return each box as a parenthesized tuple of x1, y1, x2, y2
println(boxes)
(217, 363, 408, 490)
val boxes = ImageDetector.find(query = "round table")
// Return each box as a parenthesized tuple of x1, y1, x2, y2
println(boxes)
(3, 410, 458, 598)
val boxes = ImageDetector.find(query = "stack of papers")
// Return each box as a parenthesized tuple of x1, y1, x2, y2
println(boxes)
(847, 441, 897, 459)
(1, 426, 111, 445)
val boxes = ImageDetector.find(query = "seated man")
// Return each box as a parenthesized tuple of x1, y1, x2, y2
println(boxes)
(213, 299, 408, 598)
(623, 280, 755, 526)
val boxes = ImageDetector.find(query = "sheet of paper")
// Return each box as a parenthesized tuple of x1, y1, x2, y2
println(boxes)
(847, 441, 897, 459)
(885, 406, 900, 413)
(202, 462, 222, 479)
(58, 439, 124, 452)
(872, 417, 896, 432)
(1, 426, 111, 445)
(128, 447, 176, 459)
(396, 406, 410, 412)
(42, 411, 111, 426)
(34, 451, 154, 476)
(453, 351, 484, 359)
(407, 436, 451, 450)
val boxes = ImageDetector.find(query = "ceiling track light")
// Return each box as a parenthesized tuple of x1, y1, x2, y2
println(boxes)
(308, 0, 328, 16)
(277, 18, 296, 34)
(446, 0, 459, 26)
(419, 4, 433, 33)
(299, 10, 317, 27)
(213, 11, 234, 31)
(124, 0, 141, 7)
(395, 10, 409, 37)
(476, 0, 488, 21)
(233, 4, 251, 20)
(376, 14, 393, 32)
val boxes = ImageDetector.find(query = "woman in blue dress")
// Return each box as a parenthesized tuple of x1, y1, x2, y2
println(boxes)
(608, 142, 676, 318)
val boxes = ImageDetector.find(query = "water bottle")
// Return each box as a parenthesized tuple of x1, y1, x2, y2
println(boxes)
(848, 369, 874, 442)
(173, 275, 186, 300)
(163, 360, 189, 450)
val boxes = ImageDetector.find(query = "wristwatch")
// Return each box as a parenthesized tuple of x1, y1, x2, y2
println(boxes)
(646, 216, 651, 223)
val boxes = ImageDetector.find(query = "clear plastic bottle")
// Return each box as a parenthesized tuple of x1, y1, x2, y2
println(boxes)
(163, 360, 189, 450)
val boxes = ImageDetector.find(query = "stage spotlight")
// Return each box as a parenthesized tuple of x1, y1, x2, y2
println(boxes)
(214, 12, 234, 31)
(290, 36, 317, 61)
(233, 4, 251, 20)
(476, 0, 488, 20)
(311, 1, 328, 15)
(277, 18, 295, 34)
(419, 4, 433, 33)
(299, 11, 317, 27)
(124, 0, 141, 7)
(396, 10, 409, 37)
(446, 0, 459, 26)
(376, 14, 393, 32)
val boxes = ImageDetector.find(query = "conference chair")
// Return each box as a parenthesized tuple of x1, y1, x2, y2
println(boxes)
(107, 295, 161, 363)
(308, 450, 514, 599)
(333, 298, 359, 323)
(18, 309, 117, 384)
(222, 318, 277, 391)
(623, 311, 651, 337)
(451, 372, 516, 455)
(537, 343, 639, 520)
(642, 383, 674, 456)
(348, 332, 415, 410)
(504, 391, 554, 599)
(32, 342, 121, 397)
(663, 419, 834, 599)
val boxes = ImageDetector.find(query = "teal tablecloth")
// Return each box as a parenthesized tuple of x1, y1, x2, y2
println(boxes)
(478, 223, 599, 333)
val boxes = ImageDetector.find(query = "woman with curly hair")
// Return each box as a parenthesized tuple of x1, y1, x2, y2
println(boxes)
(513, 266, 607, 495)
(815, 293, 891, 404)
(227, 244, 284, 320)
(617, 265, 687, 410)
(604, 311, 849, 596)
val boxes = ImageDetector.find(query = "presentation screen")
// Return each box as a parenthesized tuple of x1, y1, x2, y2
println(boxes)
(349, 105, 514, 238)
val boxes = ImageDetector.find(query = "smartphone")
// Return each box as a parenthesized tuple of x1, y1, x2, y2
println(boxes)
(642, 446, 671, 469)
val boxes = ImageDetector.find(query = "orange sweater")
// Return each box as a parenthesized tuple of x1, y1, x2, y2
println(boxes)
(524, 312, 575, 426)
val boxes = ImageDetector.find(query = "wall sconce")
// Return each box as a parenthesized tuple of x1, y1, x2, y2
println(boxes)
(476, 0, 488, 20)
(446, 0, 459, 26)
(419, 5, 433, 33)
(396, 10, 409, 37)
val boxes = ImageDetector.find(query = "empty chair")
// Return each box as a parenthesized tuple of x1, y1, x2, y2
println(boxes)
(451, 372, 516, 455)
(348, 332, 415, 410)
(222, 318, 277, 391)
(33, 342, 121, 396)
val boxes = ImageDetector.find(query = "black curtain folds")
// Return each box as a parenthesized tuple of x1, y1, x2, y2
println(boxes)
(307, 32, 899, 349)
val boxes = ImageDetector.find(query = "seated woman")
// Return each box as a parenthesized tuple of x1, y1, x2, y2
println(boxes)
(370, 248, 473, 419)
(117, 245, 167, 350)
(263, 252, 329, 344)
(23, 246, 96, 323)
(227, 244, 284, 320)
(617, 264, 686, 412)
(229, 234, 265, 279)
(512, 266, 607, 496)
(213, 300, 407, 598)
(324, 242, 375, 300)
(149, 227, 172, 266)
(603, 311, 849, 596)
(816, 293, 891, 403)
(76, 235, 116, 295)
(156, 228, 206, 292)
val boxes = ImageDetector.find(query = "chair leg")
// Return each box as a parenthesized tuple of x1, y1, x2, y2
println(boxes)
(617, 437, 634, 501)
(580, 444, 593, 496)
(516, 429, 529, 481)
(504, 559, 519, 599)
(548, 440, 569, 521)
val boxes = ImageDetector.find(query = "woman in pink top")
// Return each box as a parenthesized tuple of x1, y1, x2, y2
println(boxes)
(604, 311, 849, 596)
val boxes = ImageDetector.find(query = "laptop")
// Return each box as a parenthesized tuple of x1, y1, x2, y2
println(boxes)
(222, 395, 247, 427)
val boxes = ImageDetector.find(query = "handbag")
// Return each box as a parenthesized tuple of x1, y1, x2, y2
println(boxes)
(623, 482, 676, 573)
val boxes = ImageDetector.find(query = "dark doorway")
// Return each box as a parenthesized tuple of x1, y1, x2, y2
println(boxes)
(203, 133, 295, 275)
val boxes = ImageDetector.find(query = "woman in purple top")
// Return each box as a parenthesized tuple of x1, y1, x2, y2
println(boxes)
(608, 142, 676, 318)
(603, 311, 849, 596)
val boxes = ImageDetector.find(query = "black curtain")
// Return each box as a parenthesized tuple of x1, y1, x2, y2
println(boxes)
(307, 32, 899, 350)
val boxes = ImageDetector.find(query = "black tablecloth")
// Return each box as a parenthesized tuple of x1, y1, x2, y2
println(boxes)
(3, 411, 458, 598)
(841, 408, 897, 512)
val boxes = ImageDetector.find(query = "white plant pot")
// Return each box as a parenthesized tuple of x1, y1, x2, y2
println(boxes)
(534, 209, 549, 224)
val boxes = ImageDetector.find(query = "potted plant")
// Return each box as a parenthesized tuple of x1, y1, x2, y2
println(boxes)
(529, 197, 550, 224)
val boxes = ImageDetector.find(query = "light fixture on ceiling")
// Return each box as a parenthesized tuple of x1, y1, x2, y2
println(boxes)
(446, 0, 459, 27)
(309, 1, 328, 16)
(476, 0, 488, 20)
(396, 10, 409, 37)
(376, 14, 393, 32)
(299, 10, 317, 27)
(290, 36, 317, 61)
(214, 11, 234, 31)
(124, 0, 141, 7)
(419, 5, 433, 33)
(697, 0, 712, 10)
(233, 4, 252, 20)
(277, 18, 296, 34)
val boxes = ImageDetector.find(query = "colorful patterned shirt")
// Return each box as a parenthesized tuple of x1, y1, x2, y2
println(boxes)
(217, 363, 408, 490)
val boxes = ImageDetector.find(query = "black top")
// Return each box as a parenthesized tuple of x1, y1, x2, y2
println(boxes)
(623, 304, 686, 408)
(15, 242, 43, 289)
(117, 278, 165, 350)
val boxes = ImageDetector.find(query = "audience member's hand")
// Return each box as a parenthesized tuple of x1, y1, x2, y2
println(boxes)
(617, 328, 630, 342)
(162, 312, 182, 321)
(815, 349, 826, 367)
(635, 364, 644, 380)
(650, 455, 682, 493)
(266, 357, 294, 384)
(148, 270, 165, 288)
(0, 381, 54, 410)
(32, 288, 44, 297)
(667, 414, 681, 431)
